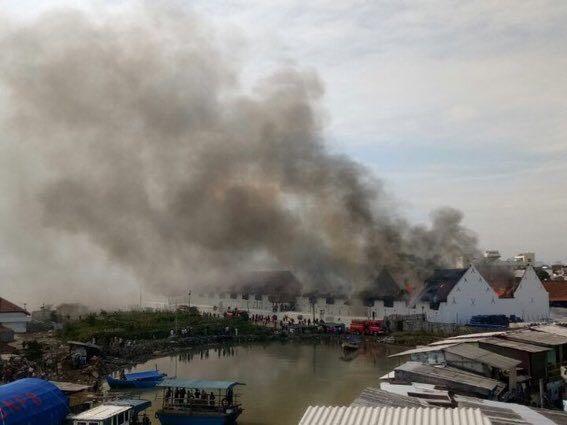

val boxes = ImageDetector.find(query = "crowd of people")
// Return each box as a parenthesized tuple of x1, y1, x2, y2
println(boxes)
(165, 386, 219, 408)
(250, 313, 327, 331)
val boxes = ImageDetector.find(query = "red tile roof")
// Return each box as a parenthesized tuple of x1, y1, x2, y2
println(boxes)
(543, 281, 567, 302)
(0, 297, 29, 315)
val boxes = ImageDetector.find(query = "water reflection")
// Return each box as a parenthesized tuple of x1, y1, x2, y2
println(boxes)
(125, 340, 406, 425)
(178, 345, 239, 363)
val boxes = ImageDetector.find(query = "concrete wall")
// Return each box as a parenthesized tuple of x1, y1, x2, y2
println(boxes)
(0, 312, 30, 333)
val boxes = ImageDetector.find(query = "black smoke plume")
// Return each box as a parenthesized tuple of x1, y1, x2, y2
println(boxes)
(0, 4, 478, 304)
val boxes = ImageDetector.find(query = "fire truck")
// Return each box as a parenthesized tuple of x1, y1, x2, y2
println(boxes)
(348, 319, 385, 335)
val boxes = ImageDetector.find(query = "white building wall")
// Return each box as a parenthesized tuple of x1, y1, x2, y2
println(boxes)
(507, 266, 550, 322)
(182, 265, 550, 326)
(0, 312, 30, 333)
(428, 266, 550, 325)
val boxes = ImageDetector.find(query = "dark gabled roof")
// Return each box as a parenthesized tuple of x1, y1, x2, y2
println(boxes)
(477, 266, 521, 299)
(373, 269, 404, 298)
(0, 297, 29, 315)
(412, 268, 468, 306)
(227, 270, 303, 302)
(357, 268, 406, 305)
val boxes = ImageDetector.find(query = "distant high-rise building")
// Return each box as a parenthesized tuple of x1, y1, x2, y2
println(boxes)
(515, 252, 535, 265)
(483, 250, 501, 261)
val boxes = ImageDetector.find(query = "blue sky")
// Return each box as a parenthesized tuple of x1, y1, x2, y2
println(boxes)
(2, 0, 566, 262)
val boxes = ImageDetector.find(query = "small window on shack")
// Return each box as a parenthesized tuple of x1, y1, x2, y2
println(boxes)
(118, 412, 125, 423)
(103, 419, 111, 425)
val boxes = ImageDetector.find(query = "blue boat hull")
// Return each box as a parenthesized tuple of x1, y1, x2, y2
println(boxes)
(156, 409, 241, 425)
(106, 376, 164, 389)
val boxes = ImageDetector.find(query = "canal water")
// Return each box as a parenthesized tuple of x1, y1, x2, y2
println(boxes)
(116, 340, 406, 425)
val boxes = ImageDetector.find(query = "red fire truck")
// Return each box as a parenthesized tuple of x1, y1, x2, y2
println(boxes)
(348, 319, 385, 335)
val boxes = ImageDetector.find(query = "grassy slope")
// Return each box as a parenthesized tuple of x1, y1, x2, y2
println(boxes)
(61, 310, 268, 342)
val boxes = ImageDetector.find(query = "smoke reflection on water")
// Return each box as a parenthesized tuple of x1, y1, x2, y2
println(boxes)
(118, 340, 406, 425)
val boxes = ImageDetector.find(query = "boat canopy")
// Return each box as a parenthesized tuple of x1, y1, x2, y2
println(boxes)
(124, 370, 164, 380)
(109, 399, 152, 413)
(0, 378, 68, 425)
(71, 404, 130, 421)
(157, 379, 245, 390)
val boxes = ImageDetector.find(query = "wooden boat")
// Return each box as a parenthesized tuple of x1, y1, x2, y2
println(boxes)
(106, 370, 167, 389)
(156, 379, 245, 425)
(341, 341, 360, 351)
(341, 335, 361, 351)
(69, 399, 152, 425)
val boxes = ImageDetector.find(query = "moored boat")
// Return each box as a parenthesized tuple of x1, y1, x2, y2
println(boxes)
(156, 378, 245, 425)
(341, 335, 361, 351)
(106, 369, 167, 389)
(341, 341, 360, 351)
(68, 398, 152, 425)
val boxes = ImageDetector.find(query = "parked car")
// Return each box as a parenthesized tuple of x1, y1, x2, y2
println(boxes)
(323, 322, 346, 334)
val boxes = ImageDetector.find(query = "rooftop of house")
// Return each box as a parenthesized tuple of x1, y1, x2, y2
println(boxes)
(477, 266, 522, 299)
(411, 268, 468, 307)
(358, 268, 406, 305)
(543, 281, 567, 302)
(226, 270, 303, 302)
(0, 297, 29, 315)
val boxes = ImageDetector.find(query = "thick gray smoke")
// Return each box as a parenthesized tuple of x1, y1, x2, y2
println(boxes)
(0, 4, 478, 304)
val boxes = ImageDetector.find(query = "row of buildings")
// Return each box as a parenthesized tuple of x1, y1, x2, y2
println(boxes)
(186, 265, 550, 325)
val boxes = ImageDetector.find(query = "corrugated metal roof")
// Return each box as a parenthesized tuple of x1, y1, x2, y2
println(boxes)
(444, 343, 521, 370)
(447, 331, 507, 340)
(455, 395, 564, 425)
(352, 385, 567, 425)
(533, 324, 567, 338)
(298, 406, 491, 425)
(480, 337, 552, 353)
(389, 343, 458, 357)
(430, 338, 486, 346)
(504, 330, 567, 347)
(395, 362, 502, 392)
(352, 387, 426, 408)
